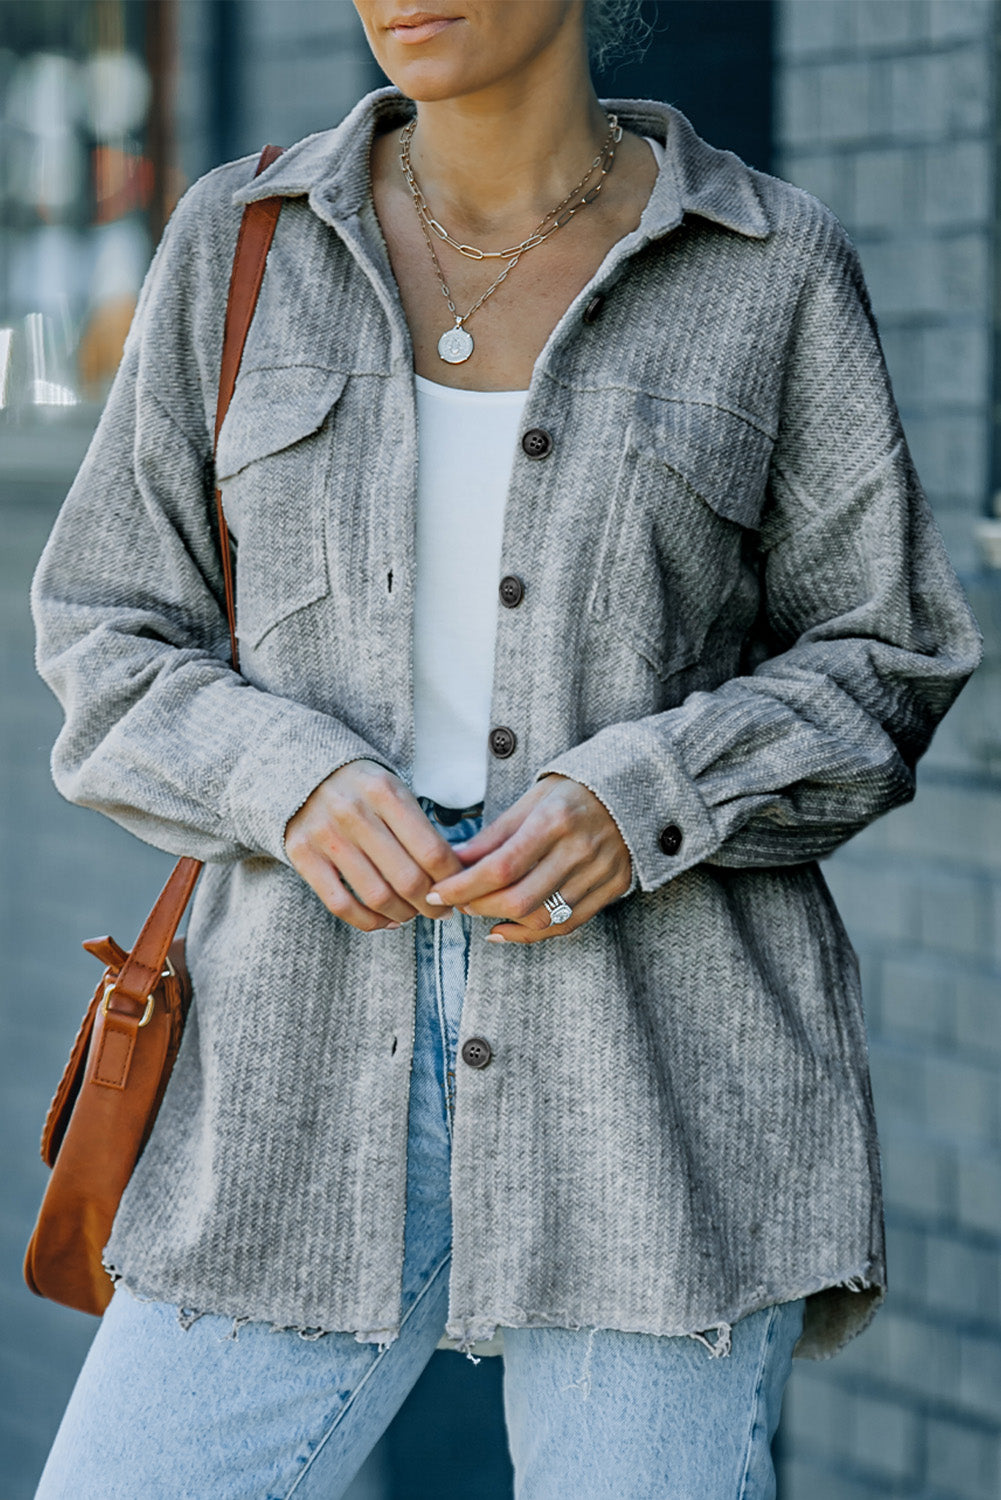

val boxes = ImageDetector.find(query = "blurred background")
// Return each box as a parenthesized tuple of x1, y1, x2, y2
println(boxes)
(1, 1, 998, 1496)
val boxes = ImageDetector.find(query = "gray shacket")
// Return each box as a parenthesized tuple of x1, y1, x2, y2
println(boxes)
(31, 87, 983, 1360)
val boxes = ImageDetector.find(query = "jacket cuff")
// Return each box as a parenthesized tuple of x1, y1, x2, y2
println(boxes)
(534, 719, 718, 894)
(224, 707, 400, 866)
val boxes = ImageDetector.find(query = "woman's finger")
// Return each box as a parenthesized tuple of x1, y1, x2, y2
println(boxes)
(427, 800, 567, 908)
(323, 836, 424, 924)
(286, 763, 462, 922)
(437, 791, 543, 866)
(373, 793, 470, 889)
(460, 841, 592, 926)
(485, 872, 628, 944)
(293, 848, 407, 933)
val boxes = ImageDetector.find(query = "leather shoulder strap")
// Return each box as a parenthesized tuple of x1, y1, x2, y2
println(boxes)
(215, 142, 285, 671)
(108, 146, 285, 1010)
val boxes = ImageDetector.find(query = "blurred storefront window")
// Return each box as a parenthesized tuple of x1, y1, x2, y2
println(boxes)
(0, 0, 179, 420)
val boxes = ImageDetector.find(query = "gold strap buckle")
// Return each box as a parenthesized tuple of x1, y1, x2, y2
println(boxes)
(101, 954, 176, 1028)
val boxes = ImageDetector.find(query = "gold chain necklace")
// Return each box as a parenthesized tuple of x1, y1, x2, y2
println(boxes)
(399, 114, 621, 365)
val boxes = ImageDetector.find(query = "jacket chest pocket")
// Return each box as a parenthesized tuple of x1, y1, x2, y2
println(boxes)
(587, 405, 773, 680)
(215, 365, 348, 649)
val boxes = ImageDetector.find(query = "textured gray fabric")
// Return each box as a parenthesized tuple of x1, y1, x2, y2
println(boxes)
(31, 87, 982, 1361)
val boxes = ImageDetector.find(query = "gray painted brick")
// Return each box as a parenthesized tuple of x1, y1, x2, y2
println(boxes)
(852, 146, 917, 231)
(935, 509, 980, 576)
(868, 1040, 927, 1129)
(777, 1457, 882, 1500)
(824, 858, 915, 946)
(783, 1370, 856, 1460)
(934, 232, 993, 318)
(925, 1054, 1000, 1145)
(990, 884, 1001, 969)
(915, 869, 991, 962)
(928, 0, 994, 45)
(946, 43, 994, 136)
(885, 1221, 927, 1300)
(780, 150, 852, 221)
(922, 139, 993, 228)
(851, 1391, 921, 1481)
(879, 952, 954, 1046)
(925, 1233, 1001, 1321)
(778, 0, 855, 60)
(888, 47, 992, 142)
(822, 1305, 894, 1382)
(820, 59, 881, 144)
(960, 1331, 1001, 1421)
(955, 969, 1001, 1059)
(778, 66, 824, 149)
(912, 402, 990, 507)
(921, 323, 992, 408)
(874, 782, 1001, 874)
(957, 1150, 1001, 1237)
(915, 690, 993, 781)
(926, 1416, 1001, 1500)
(882, 1130, 956, 1218)
(774, 6, 1001, 1491)
(860, 233, 990, 319)
(884, 1308, 961, 1403)
(878, 325, 926, 411)
(857, 0, 919, 50)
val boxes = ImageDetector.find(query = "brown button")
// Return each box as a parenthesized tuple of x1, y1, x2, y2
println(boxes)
(521, 427, 553, 459)
(582, 293, 605, 324)
(489, 726, 517, 758)
(461, 1037, 493, 1069)
(499, 574, 525, 608)
(658, 824, 683, 857)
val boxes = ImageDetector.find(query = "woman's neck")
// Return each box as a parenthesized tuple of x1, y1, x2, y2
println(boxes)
(403, 63, 610, 243)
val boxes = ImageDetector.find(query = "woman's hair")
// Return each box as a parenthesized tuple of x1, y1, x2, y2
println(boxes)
(585, 0, 652, 71)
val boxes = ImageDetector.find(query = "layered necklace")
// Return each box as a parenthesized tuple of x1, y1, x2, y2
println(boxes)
(399, 112, 622, 364)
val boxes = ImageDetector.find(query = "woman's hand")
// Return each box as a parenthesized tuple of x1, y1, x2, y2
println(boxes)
(284, 760, 466, 931)
(424, 774, 633, 943)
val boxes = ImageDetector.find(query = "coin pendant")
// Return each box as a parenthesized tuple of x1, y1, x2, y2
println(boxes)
(438, 324, 474, 364)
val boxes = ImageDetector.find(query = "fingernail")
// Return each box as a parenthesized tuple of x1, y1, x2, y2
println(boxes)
(459, 906, 473, 915)
(385, 922, 402, 930)
(485, 933, 506, 943)
(426, 892, 445, 906)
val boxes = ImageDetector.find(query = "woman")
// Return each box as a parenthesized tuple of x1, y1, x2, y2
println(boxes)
(32, 1, 981, 1496)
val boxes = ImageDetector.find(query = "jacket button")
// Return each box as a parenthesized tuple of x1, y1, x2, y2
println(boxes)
(489, 726, 517, 758)
(658, 824, 683, 857)
(582, 293, 605, 324)
(499, 574, 525, 608)
(461, 1036, 493, 1069)
(521, 427, 553, 459)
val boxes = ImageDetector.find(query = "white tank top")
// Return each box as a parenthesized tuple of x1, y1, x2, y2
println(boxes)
(411, 136, 665, 806)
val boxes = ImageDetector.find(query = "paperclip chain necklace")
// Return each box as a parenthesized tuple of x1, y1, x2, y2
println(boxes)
(399, 112, 622, 364)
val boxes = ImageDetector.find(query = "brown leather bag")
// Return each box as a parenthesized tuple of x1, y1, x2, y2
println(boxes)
(24, 144, 285, 1316)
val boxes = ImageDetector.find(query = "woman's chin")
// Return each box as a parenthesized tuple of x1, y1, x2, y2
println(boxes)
(376, 60, 489, 104)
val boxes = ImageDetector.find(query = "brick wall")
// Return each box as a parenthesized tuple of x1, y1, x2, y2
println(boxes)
(775, 3, 1001, 1496)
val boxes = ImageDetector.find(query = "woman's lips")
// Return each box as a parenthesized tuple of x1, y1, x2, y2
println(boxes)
(389, 16, 458, 44)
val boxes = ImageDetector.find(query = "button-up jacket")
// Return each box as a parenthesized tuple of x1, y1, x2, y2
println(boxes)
(31, 87, 982, 1359)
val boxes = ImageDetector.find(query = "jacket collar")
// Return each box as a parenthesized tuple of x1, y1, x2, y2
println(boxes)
(232, 85, 770, 242)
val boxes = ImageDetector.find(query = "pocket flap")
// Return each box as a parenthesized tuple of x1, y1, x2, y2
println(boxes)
(632, 399, 774, 528)
(215, 366, 348, 481)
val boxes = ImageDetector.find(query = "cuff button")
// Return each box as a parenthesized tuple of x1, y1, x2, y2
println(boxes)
(658, 824, 683, 857)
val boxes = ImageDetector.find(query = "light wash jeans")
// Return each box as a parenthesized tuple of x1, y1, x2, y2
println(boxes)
(36, 800, 804, 1500)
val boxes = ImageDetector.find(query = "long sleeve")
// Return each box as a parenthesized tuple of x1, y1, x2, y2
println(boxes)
(30, 164, 397, 866)
(535, 212, 983, 894)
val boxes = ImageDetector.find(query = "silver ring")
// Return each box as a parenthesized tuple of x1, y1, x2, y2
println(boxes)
(544, 890, 573, 925)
